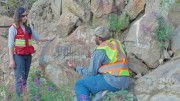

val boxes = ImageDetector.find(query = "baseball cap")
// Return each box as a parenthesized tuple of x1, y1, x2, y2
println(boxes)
(94, 26, 111, 39)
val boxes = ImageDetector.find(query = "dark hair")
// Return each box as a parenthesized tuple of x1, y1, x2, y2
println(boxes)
(13, 7, 32, 34)
(13, 7, 26, 25)
(99, 37, 109, 42)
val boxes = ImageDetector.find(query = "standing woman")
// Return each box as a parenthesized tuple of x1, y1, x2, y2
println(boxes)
(8, 7, 55, 97)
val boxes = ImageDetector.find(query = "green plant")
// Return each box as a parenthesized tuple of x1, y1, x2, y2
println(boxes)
(109, 13, 129, 32)
(159, 0, 174, 11)
(27, 0, 37, 6)
(154, 16, 173, 49)
(176, 0, 180, 5)
(5, 67, 74, 101)
(0, 81, 6, 100)
(7, 0, 18, 6)
(27, 67, 74, 101)
(108, 13, 129, 39)
(104, 90, 133, 101)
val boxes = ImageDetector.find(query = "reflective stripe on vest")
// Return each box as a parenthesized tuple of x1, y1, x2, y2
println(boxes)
(97, 38, 129, 76)
(15, 39, 33, 46)
(28, 39, 33, 45)
(99, 61, 129, 76)
(12, 23, 35, 55)
(97, 38, 126, 63)
(15, 39, 25, 47)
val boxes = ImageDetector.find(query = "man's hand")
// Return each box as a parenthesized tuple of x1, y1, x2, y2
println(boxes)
(67, 61, 76, 69)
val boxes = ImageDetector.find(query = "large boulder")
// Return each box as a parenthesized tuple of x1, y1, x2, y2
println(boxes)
(124, 0, 145, 20)
(134, 58, 180, 101)
(91, 0, 114, 17)
(125, 14, 161, 68)
(39, 26, 96, 87)
(168, 0, 180, 28)
(56, 12, 79, 37)
(125, 0, 176, 68)
(50, 0, 62, 19)
(64, 0, 91, 23)
(128, 55, 149, 75)
(172, 26, 180, 56)
(0, 16, 13, 37)
(0, 16, 15, 100)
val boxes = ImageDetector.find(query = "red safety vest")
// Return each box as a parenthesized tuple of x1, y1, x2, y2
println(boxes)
(12, 24, 35, 55)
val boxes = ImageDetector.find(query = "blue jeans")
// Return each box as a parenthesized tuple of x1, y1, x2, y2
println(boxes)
(14, 54, 32, 96)
(75, 75, 119, 101)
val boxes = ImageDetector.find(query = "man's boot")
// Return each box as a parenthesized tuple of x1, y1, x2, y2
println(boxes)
(92, 91, 107, 101)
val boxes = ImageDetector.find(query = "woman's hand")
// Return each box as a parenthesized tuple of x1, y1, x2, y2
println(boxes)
(48, 35, 56, 41)
(9, 59, 15, 69)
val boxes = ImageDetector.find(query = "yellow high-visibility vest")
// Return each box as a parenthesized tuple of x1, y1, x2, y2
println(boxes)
(97, 38, 129, 76)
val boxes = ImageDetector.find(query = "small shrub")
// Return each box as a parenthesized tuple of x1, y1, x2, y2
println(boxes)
(27, 67, 74, 101)
(109, 13, 129, 32)
(176, 0, 180, 5)
(0, 82, 6, 100)
(5, 67, 74, 101)
(154, 16, 173, 49)
(104, 90, 133, 101)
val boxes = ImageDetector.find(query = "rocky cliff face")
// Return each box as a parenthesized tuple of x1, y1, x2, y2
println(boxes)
(0, 0, 180, 100)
